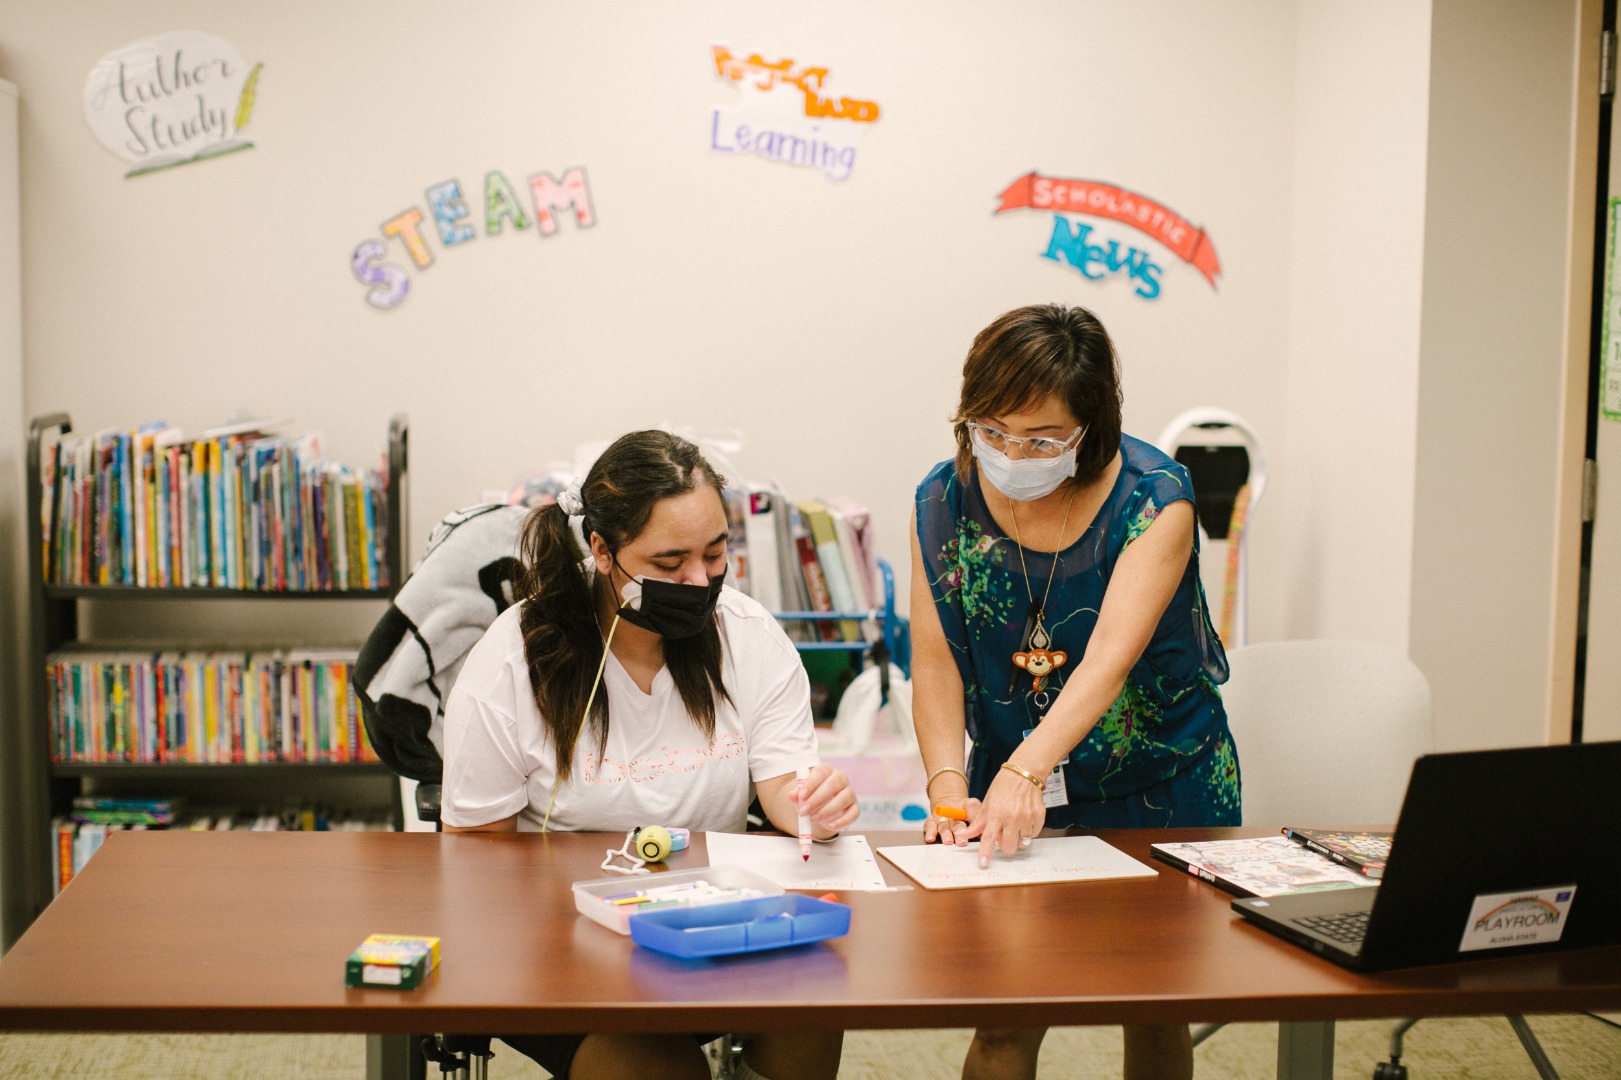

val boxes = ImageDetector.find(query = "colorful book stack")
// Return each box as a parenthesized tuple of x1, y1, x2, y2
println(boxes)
(721, 484, 879, 643)
(45, 648, 377, 764)
(37, 419, 390, 591)
(51, 799, 393, 895)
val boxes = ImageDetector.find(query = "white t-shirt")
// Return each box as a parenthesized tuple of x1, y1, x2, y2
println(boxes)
(441, 585, 820, 833)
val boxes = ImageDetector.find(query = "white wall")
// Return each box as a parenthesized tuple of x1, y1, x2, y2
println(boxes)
(1, 1, 1296, 639)
(1274, 1, 1431, 651)
(1410, 0, 1584, 750)
(0, 2, 1591, 755)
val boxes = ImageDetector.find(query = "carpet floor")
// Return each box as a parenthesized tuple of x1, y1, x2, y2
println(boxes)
(0, 1014, 1617, 1078)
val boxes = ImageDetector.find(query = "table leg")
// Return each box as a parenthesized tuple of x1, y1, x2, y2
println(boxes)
(1276, 1020, 1335, 1080)
(366, 1033, 422, 1080)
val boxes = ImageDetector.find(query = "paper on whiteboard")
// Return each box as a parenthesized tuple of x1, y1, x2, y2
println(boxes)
(703, 832, 890, 891)
(877, 836, 1158, 890)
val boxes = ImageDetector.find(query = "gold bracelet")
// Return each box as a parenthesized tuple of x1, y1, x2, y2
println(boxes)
(1000, 762, 1046, 791)
(925, 766, 969, 795)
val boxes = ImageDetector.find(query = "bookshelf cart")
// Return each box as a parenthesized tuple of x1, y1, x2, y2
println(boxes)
(776, 557, 910, 718)
(9, 413, 408, 947)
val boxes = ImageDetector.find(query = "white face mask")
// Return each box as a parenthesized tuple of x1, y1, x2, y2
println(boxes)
(971, 438, 1079, 502)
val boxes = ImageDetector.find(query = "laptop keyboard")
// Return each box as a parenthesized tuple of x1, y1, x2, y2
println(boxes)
(1292, 910, 1370, 946)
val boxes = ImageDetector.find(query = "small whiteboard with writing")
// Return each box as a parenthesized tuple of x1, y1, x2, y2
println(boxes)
(703, 832, 891, 891)
(877, 836, 1157, 890)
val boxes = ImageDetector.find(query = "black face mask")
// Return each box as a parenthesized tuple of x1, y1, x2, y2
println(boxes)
(611, 559, 726, 639)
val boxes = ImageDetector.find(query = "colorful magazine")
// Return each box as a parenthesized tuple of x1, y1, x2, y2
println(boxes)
(1149, 835, 1377, 898)
(1281, 827, 1392, 879)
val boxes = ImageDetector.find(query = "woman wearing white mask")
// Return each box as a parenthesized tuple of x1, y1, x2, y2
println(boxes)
(911, 304, 1238, 1080)
(442, 429, 856, 1080)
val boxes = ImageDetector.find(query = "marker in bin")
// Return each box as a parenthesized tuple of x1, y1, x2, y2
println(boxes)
(604, 880, 764, 911)
(796, 767, 813, 861)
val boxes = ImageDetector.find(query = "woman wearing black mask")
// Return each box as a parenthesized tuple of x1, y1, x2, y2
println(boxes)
(442, 429, 855, 1080)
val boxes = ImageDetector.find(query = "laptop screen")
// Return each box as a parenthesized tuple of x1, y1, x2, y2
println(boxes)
(1358, 741, 1621, 968)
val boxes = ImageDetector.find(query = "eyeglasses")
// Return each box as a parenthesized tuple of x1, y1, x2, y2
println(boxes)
(967, 421, 1085, 460)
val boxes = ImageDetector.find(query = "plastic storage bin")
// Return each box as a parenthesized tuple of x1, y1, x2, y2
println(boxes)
(628, 894, 852, 959)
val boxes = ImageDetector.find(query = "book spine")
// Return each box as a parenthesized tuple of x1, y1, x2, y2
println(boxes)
(345, 483, 362, 591)
(794, 533, 840, 642)
(119, 433, 134, 584)
(228, 657, 244, 764)
(225, 441, 241, 589)
(57, 822, 75, 894)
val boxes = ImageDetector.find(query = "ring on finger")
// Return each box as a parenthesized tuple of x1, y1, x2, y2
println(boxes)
(1019, 836, 1033, 847)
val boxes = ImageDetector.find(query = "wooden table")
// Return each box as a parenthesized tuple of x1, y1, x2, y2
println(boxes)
(0, 829, 1616, 1080)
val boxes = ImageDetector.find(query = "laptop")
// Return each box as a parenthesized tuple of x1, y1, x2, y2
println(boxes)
(1231, 741, 1621, 971)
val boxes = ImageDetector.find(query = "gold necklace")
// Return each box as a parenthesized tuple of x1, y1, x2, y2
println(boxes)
(1007, 483, 1077, 700)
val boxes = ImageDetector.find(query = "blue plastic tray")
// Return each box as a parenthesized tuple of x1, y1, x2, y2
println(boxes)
(628, 894, 852, 958)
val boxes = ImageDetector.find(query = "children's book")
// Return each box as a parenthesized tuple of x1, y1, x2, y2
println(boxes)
(1149, 835, 1377, 898)
(741, 484, 783, 612)
(797, 500, 861, 641)
(823, 495, 877, 609)
(788, 505, 840, 642)
(1280, 827, 1392, 879)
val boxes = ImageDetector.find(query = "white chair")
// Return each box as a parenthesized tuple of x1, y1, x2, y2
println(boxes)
(1221, 638, 1432, 826)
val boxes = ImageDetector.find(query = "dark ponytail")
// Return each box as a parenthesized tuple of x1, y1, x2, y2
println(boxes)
(518, 430, 733, 781)
(515, 502, 604, 782)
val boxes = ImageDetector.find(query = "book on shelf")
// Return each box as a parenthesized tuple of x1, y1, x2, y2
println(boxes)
(1149, 834, 1378, 898)
(770, 484, 813, 637)
(797, 500, 863, 642)
(1280, 827, 1392, 880)
(722, 488, 752, 600)
(823, 495, 877, 610)
(827, 503, 868, 613)
(46, 646, 378, 765)
(787, 504, 841, 642)
(38, 419, 390, 591)
(71, 796, 180, 826)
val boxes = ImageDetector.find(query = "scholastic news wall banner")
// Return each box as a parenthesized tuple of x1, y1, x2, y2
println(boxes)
(995, 172, 1221, 301)
(83, 30, 263, 178)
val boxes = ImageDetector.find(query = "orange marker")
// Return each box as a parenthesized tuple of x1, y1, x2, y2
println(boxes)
(932, 804, 969, 821)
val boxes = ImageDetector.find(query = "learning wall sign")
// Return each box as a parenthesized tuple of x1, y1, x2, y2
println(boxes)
(995, 172, 1221, 301)
(707, 46, 881, 182)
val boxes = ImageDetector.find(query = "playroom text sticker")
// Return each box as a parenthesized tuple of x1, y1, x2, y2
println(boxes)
(1457, 885, 1576, 953)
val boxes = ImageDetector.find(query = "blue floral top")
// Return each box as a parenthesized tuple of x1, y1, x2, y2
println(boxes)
(916, 434, 1241, 827)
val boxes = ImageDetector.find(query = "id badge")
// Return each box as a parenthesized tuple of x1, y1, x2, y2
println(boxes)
(1023, 728, 1070, 809)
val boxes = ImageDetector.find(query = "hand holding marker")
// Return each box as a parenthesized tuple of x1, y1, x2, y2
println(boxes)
(797, 767, 813, 861)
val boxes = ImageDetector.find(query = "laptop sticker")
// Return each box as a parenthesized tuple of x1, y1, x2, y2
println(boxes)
(1458, 885, 1577, 953)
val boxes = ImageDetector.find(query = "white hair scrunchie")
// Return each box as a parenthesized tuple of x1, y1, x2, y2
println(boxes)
(556, 479, 589, 554)
(556, 480, 585, 518)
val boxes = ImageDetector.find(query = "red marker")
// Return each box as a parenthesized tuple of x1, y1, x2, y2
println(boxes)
(796, 767, 812, 861)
